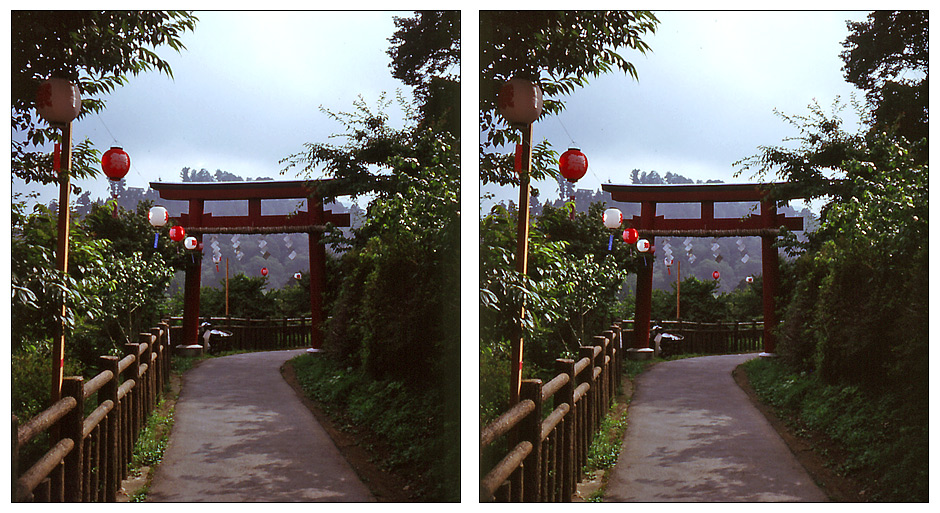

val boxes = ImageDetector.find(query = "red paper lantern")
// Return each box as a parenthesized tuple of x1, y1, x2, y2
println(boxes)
(36, 78, 81, 128)
(622, 228, 639, 245)
(713, 270, 720, 280)
(497, 78, 543, 125)
(168, 225, 186, 242)
(101, 146, 130, 181)
(559, 148, 588, 183)
(261, 267, 268, 277)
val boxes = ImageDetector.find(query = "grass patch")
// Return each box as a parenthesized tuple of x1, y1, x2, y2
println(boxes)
(289, 353, 459, 502)
(742, 357, 928, 502)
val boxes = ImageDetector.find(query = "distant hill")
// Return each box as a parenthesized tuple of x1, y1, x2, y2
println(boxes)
(499, 169, 817, 293)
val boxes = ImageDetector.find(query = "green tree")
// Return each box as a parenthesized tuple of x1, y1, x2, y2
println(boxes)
(11, 11, 197, 184)
(735, 12, 928, 394)
(479, 11, 658, 185)
(841, 11, 928, 149)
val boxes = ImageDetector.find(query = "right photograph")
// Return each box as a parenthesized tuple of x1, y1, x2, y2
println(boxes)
(479, 10, 928, 503)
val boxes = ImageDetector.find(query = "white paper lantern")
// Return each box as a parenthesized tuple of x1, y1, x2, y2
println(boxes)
(183, 236, 198, 250)
(148, 206, 168, 227)
(637, 239, 651, 252)
(602, 208, 623, 229)
(497, 78, 543, 124)
(36, 78, 81, 128)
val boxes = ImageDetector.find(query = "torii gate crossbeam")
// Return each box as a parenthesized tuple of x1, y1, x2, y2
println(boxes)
(601, 182, 804, 358)
(151, 180, 350, 351)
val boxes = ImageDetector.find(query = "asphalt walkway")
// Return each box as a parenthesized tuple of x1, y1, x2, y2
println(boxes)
(148, 349, 374, 502)
(604, 353, 828, 502)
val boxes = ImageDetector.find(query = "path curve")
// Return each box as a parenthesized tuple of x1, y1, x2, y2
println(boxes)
(148, 349, 374, 502)
(605, 353, 828, 502)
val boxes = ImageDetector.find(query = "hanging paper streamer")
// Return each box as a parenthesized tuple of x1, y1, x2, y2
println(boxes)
(608, 233, 614, 251)
(153, 232, 159, 249)
(684, 237, 696, 264)
(737, 237, 749, 263)
(285, 234, 297, 260)
(259, 234, 270, 260)
(232, 234, 243, 261)
(663, 241, 674, 275)
(711, 238, 722, 263)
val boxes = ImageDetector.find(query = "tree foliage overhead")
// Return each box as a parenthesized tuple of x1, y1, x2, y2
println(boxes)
(840, 11, 928, 146)
(387, 11, 460, 134)
(11, 10, 197, 184)
(479, 11, 659, 185)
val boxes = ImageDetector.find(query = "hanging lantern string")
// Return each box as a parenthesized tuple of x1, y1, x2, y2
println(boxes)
(96, 112, 144, 180)
(555, 116, 577, 148)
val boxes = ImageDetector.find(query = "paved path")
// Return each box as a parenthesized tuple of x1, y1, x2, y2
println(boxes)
(148, 349, 374, 502)
(605, 353, 828, 502)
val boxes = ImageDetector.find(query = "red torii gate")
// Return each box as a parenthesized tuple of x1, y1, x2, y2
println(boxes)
(601, 182, 804, 357)
(150, 180, 350, 350)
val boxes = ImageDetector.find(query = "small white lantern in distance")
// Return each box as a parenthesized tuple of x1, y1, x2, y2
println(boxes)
(148, 206, 169, 227)
(183, 236, 198, 250)
(603, 208, 622, 229)
(637, 239, 651, 252)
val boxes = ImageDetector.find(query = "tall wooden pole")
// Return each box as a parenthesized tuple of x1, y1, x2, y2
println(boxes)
(510, 123, 533, 405)
(52, 122, 72, 405)
(308, 198, 327, 351)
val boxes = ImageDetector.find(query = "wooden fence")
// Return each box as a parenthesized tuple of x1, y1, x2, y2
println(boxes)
(12, 322, 173, 502)
(479, 319, 764, 502)
(480, 323, 625, 502)
(167, 316, 312, 352)
(623, 320, 764, 357)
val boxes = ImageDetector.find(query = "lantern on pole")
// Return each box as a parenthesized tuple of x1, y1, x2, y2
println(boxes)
(497, 77, 543, 125)
(293, 271, 302, 280)
(149, 206, 168, 248)
(497, 77, 543, 406)
(168, 225, 186, 242)
(623, 227, 639, 245)
(36, 78, 81, 129)
(101, 146, 130, 216)
(637, 239, 651, 252)
(37, 76, 82, 406)
(713, 270, 721, 280)
(746, 276, 754, 283)
(183, 236, 198, 251)
(261, 267, 268, 277)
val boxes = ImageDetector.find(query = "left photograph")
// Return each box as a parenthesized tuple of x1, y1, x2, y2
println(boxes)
(11, 10, 460, 502)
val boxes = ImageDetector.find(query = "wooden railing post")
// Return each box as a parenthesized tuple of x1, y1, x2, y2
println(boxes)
(554, 359, 576, 502)
(520, 379, 542, 502)
(62, 377, 84, 501)
(151, 327, 164, 395)
(577, 345, 595, 477)
(140, 333, 154, 415)
(124, 343, 141, 445)
(99, 356, 120, 502)
(12, 415, 18, 501)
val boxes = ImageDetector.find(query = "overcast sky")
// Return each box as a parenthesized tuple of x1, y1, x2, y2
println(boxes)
(482, 10, 870, 210)
(13, 11, 414, 206)
(14, 10, 871, 213)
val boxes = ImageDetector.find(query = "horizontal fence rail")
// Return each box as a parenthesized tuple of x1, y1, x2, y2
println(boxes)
(621, 320, 764, 357)
(480, 325, 624, 502)
(12, 323, 173, 502)
(167, 316, 312, 353)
